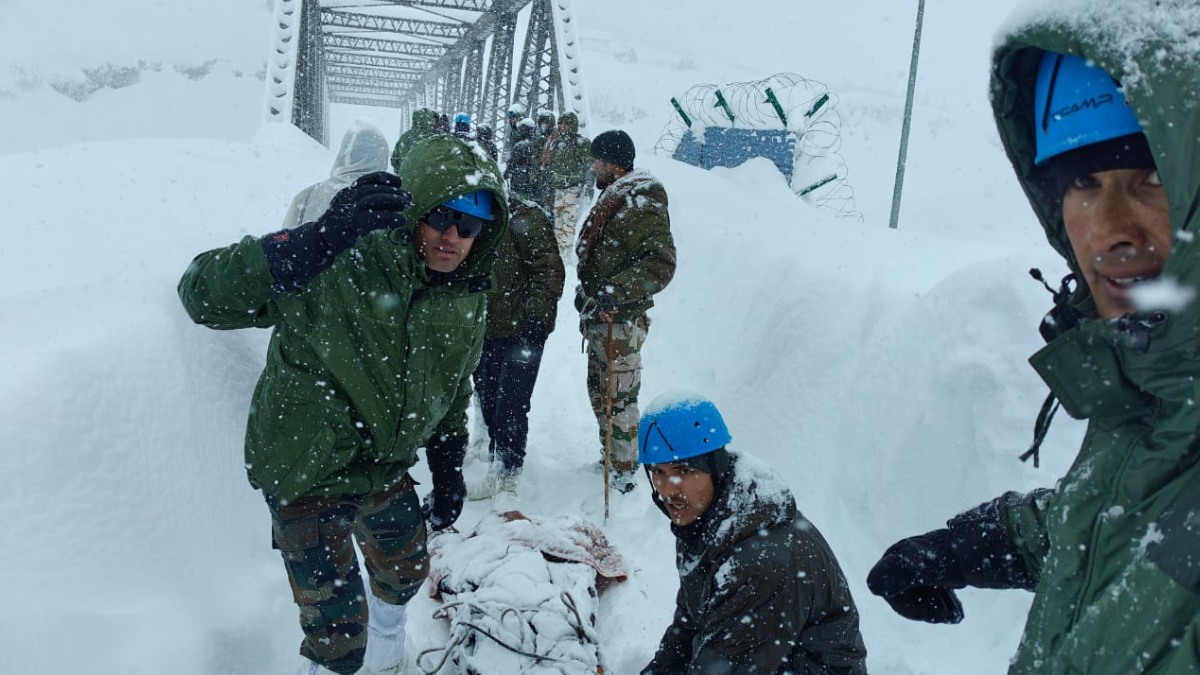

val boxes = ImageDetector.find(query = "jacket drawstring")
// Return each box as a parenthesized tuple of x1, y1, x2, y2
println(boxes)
(1020, 392, 1061, 468)
(1020, 269, 1076, 467)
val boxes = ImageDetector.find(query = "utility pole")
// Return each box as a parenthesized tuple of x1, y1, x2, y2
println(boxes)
(889, 0, 925, 230)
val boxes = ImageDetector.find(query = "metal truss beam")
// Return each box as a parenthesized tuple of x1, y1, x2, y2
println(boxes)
(402, 0, 527, 118)
(329, 82, 410, 98)
(511, 0, 560, 120)
(480, 8, 515, 134)
(460, 38, 486, 118)
(328, 64, 422, 83)
(332, 94, 406, 108)
(328, 75, 412, 93)
(324, 34, 448, 59)
(321, 9, 469, 38)
(294, 0, 328, 144)
(326, 50, 428, 73)
(370, 0, 492, 11)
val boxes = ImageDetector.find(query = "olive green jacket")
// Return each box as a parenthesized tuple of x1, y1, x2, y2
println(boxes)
(484, 197, 565, 340)
(988, 4, 1200, 673)
(542, 111, 591, 190)
(390, 108, 437, 173)
(643, 454, 868, 675)
(179, 136, 509, 503)
(575, 170, 676, 323)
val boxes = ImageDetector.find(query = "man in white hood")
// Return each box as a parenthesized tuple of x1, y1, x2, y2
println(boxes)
(281, 120, 391, 229)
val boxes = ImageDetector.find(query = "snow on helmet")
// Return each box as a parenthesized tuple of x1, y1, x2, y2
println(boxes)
(638, 394, 731, 465)
(507, 102, 526, 116)
(442, 190, 496, 221)
(1033, 51, 1143, 165)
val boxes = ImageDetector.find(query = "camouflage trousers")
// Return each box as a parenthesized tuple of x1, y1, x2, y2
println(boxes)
(267, 476, 428, 675)
(583, 316, 649, 468)
(553, 185, 587, 259)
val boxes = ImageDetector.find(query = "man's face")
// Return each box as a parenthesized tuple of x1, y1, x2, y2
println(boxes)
(414, 219, 475, 273)
(591, 158, 616, 190)
(1062, 168, 1172, 319)
(648, 462, 714, 527)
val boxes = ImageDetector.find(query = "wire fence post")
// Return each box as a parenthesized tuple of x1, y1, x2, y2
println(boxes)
(889, 0, 926, 230)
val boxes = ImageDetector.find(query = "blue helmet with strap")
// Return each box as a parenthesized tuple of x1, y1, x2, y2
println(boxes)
(1033, 51, 1144, 165)
(442, 190, 496, 221)
(638, 395, 732, 465)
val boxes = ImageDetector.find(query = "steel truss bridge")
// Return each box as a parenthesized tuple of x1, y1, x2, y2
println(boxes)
(262, 0, 588, 146)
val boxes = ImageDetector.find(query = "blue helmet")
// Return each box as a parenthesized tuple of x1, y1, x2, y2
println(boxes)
(453, 112, 471, 125)
(1033, 51, 1143, 165)
(443, 190, 496, 220)
(638, 395, 732, 465)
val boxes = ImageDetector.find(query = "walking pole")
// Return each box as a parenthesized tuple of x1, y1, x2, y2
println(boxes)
(603, 315, 615, 523)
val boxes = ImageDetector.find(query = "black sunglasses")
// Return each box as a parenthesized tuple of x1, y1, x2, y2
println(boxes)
(423, 206, 486, 239)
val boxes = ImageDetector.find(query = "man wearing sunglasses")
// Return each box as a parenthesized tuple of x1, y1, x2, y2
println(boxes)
(179, 134, 507, 675)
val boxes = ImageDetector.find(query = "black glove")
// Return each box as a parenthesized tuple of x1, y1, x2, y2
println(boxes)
(868, 493, 1038, 624)
(263, 172, 411, 293)
(519, 318, 549, 344)
(867, 529, 966, 624)
(420, 433, 468, 531)
(580, 291, 617, 319)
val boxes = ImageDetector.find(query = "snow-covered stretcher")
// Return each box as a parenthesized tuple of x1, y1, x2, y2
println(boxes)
(415, 511, 629, 674)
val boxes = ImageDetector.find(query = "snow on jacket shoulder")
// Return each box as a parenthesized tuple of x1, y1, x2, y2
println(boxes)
(575, 170, 676, 322)
(644, 453, 868, 675)
(989, 3, 1200, 673)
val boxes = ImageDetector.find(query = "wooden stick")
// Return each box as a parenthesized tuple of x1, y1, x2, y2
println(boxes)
(603, 316, 615, 522)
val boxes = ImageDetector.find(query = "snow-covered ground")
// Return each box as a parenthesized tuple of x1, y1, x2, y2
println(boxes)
(0, 1, 1084, 673)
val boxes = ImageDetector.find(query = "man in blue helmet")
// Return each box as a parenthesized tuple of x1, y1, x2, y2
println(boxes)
(638, 394, 867, 675)
(452, 111, 473, 142)
(178, 134, 508, 675)
(867, 4, 1200, 673)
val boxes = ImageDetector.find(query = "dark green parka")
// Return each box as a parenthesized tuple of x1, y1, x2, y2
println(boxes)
(485, 197, 565, 340)
(542, 111, 592, 190)
(988, 3, 1200, 673)
(575, 170, 676, 323)
(391, 108, 438, 173)
(179, 136, 508, 504)
(643, 454, 868, 675)
(504, 121, 542, 202)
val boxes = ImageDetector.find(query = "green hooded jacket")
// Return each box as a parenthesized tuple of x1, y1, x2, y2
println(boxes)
(543, 111, 592, 190)
(179, 135, 509, 503)
(574, 170, 676, 323)
(643, 454, 868, 675)
(485, 197, 565, 340)
(391, 108, 438, 173)
(988, 3, 1200, 673)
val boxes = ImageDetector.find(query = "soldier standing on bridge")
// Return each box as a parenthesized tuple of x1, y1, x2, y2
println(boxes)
(532, 109, 557, 211)
(504, 117, 541, 202)
(390, 107, 437, 173)
(539, 111, 592, 262)
(575, 130, 676, 495)
(504, 101, 527, 159)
